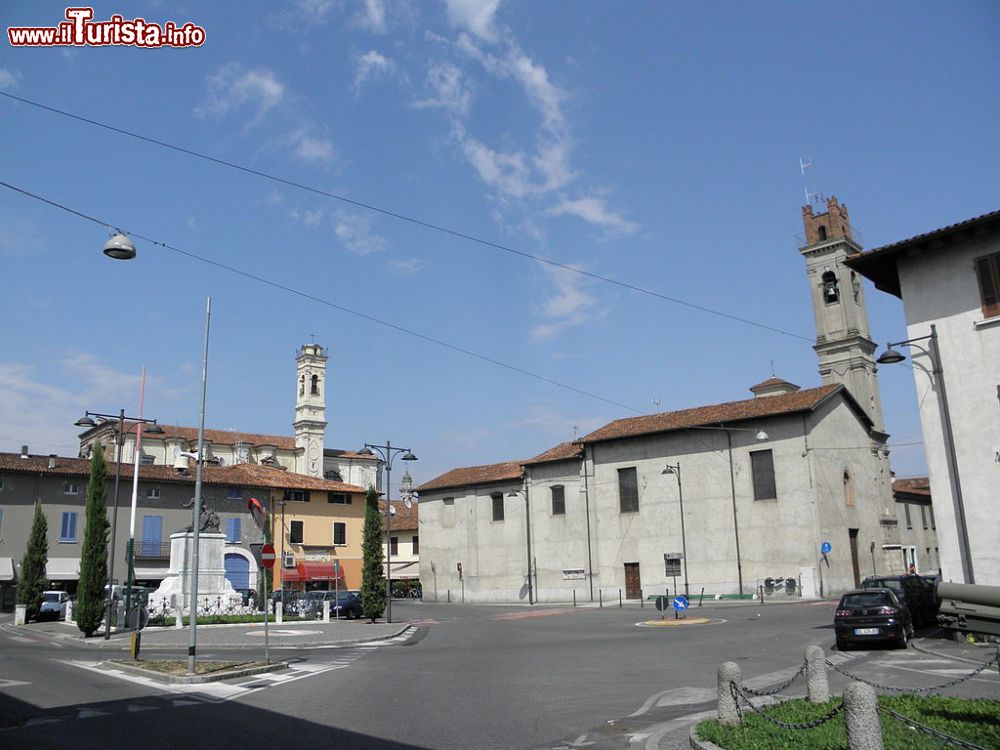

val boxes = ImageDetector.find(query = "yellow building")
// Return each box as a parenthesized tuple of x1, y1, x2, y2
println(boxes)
(270, 481, 368, 592)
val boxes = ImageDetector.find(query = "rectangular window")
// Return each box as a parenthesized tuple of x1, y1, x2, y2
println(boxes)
(59, 511, 78, 542)
(928, 504, 935, 530)
(412, 535, 419, 554)
(904, 503, 912, 529)
(551, 485, 566, 516)
(283, 489, 308, 503)
(389, 536, 399, 555)
(750, 450, 777, 500)
(63, 482, 79, 495)
(443, 497, 455, 505)
(146, 487, 160, 499)
(141, 515, 162, 555)
(289, 520, 304, 544)
(327, 492, 350, 504)
(974, 252, 1000, 319)
(226, 517, 241, 543)
(333, 522, 346, 546)
(226, 486, 243, 500)
(618, 468, 639, 513)
(491, 493, 505, 522)
(920, 505, 928, 530)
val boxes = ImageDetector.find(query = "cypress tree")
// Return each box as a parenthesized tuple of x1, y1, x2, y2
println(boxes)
(17, 501, 49, 621)
(76, 444, 109, 636)
(360, 486, 386, 622)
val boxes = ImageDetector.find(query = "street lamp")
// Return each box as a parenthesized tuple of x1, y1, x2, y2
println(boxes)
(358, 442, 417, 623)
(507, 487, 534, 605)
(877, 323, 973, 584)
(74, 411, 163, 639)
(661, 463, 689, 597)
(103, 232, 137, 261)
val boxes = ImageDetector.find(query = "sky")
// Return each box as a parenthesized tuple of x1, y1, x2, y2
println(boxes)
(2, 1, 999, 496)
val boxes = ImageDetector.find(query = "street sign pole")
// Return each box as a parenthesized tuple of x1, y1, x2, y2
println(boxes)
(262, 563, 269, 664)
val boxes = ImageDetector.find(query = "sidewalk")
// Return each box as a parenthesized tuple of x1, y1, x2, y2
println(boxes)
(8, 617, 411, 650)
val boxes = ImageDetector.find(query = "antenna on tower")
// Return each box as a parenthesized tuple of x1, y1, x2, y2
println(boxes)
(651, 396, 662, 411)
(800, 155, 825, 209)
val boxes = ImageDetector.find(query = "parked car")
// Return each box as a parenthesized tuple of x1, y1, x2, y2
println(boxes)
(301, 590, 362, 619)
(38, 591, 70, 621)
(861, 574, 938, 627)
(270, 589, 305, 615)
(835, 588, 914, 651)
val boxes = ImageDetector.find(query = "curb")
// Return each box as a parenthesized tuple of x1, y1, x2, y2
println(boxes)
(106, 658, 287, 684)
(688, 724, 725, 750)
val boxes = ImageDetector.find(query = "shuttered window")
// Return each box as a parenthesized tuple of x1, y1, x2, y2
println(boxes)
(491, 493, 504, 522)
(975, 253, 1000, 319)
(551, 485, 566, 515)
(618, 468, 639, 513)
(333, 522, 346, 545)
(60, 511, 78, 542)
(289, 520, 304, 544)
(750, 450, 777, 500)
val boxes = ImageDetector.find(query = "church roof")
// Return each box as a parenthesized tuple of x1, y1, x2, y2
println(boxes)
(749, 377, 798, 391)
(580, 384, 845, 444)
(79, 422, 297, 450)
(415, 460, 525, 493)
(522, 442, 584, 466)
(845, 208, 1000, 297)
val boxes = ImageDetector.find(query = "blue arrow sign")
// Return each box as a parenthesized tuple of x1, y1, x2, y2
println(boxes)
(672, 595, 689, 611)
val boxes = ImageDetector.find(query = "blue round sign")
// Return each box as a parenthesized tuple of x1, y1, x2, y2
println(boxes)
(821, 541, 832, 555)
(672, 595, 689, 611)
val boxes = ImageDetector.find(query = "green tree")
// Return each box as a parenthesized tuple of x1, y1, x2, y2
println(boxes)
(76, 444, 109, 636)
(360, 486, 386, 622)
(17, 501, 49, 621)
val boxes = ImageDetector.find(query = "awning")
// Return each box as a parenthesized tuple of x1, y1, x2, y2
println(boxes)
(47, 558, 81, 580)
(386, 560, 419, 580)
(0, 558, 14, 581)
(281, 562, 346, 583)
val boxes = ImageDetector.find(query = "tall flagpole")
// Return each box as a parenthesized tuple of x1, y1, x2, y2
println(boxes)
(188, 297, 212, 674)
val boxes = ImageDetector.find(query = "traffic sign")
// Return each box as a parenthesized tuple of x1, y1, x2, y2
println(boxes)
(655, 595, 669, 612)
(672, 595, 689, 612)
(260, 543, 276, 569)
(820, 541, 832, 555)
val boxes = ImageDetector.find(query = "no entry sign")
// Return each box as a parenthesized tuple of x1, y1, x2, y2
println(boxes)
(260, 543, 276, 569)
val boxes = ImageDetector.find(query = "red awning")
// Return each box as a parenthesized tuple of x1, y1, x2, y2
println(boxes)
(281, 562, 346, 583)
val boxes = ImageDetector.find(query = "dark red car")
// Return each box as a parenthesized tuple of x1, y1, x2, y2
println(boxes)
(835, 588, 914, 651)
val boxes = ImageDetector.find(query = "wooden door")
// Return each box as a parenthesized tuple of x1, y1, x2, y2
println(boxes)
(848, 528, 861, 588)
(624, 562, 641, 599)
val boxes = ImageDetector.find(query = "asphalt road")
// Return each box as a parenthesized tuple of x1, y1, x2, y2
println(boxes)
(2, 599, 997, 749)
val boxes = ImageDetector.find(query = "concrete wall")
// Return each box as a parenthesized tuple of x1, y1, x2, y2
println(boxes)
(895, 233, 1000, 584)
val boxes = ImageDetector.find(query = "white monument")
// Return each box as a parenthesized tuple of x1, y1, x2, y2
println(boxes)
(149, 530, 240, 614)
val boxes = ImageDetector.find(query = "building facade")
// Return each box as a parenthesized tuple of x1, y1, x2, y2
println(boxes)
(846, 208, 1000, 584)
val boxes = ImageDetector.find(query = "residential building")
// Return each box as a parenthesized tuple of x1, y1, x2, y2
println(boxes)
(846, 208, 1000, 585)
(382, 499, 419, 585)
(887, 477, 938, 575)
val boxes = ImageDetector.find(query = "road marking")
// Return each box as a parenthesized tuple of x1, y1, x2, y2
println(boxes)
(7, 636, 37, 643)
(491, 608, 581, 621)
(0, 678, 31, 688)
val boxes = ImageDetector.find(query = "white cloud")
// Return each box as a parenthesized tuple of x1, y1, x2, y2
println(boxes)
(546, 197, 638, 236)
(353, 50, 395, 90)
(288, 129, 336, 163)
(529, 264, 600, 341)
(0, 68, 17, 90)
(358, 0, 388, 32)
(290, 207, 325, 227)
(413, 62, 473, 117)
(388, 257, 428, 276)
(444, 0, 502, 42)
(443, 427, 490, 446)
(195, 64, 285, 123)
(292, 0, 337, 24)
(334, 212, 387, 255)
(504, 404, 601, 440)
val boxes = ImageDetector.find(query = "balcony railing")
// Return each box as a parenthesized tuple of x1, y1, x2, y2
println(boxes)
(135, 541, 171, 559)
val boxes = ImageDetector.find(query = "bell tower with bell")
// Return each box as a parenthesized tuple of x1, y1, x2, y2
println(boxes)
(800, 197, 885, 434)
(294, 342, 328, 477)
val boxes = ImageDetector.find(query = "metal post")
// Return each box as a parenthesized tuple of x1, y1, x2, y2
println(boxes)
(385, 443, 392, 624)
(104, 410, 125, 639)
(725, 431, 744, 596)
(262, 563, 270, 664)
(582, 446, 595, 602)
(524, 489, 533, 606)
(187, 296, 211, 675)
(675, 464, 690, 598)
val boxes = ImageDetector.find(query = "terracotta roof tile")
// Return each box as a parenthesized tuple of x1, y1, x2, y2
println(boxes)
(522, 442, 584, 466)
(80, 423, 299, 450)
(380, 499, 418, 531)
(580, 384, 843, 443)
(0, 453, 365, 494)
(892, 477, 931, 498)
(415, 460, 525, 493)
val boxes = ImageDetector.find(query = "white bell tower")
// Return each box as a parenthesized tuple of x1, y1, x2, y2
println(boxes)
(800, 197, 885, 434)
(294, 343, 328, 477)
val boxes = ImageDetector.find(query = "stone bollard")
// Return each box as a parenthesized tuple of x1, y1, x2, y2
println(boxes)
(717, 661, 742, 726)
(806, 645, 830, 703)
(844, 681, 882, 750)
(276, 601, 283, 624)
(115, 601, 125, 631)
(174, 606, 184, 629)
(65, 599, 74, 624)
(14, 604, 26, 625)
(322, 600, 330, 623)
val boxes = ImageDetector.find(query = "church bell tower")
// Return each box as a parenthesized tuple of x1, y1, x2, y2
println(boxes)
(294, 343, 328, 477)
(800, 197, 885, 434)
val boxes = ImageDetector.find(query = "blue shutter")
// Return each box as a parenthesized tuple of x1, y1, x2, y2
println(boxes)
(226, 517, 240, 543)
(142, 516, 162, 556)
(60, 512, 77, 541)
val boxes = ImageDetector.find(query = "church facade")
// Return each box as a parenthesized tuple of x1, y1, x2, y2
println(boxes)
(416, 199, 901, 603)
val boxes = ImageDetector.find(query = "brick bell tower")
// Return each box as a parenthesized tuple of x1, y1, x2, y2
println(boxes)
(294, 343, 328, 477)
(799, 197, 886, 435)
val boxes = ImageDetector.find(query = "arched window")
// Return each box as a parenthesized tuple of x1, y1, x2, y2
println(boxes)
(817, 225, 828, 240)
(843, 469, 855, 507)
(822, 271, 840, 303)
(299, 375, 305, 396)
(310, 374, 320, 395)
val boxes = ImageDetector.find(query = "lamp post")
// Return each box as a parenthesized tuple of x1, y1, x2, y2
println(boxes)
(358, 441, 417, 624)
(877, 324, 973, 584)
(74, 411, 163, 639)
(507, 487, 534, 605)
(661, 463, 689, 597)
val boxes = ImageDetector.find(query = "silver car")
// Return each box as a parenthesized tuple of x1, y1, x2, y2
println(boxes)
(39, 591, 70, 621)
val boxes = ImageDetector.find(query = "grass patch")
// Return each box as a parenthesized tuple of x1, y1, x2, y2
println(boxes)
(108, 659, 263, 676)
(697, 695, 1000, 749)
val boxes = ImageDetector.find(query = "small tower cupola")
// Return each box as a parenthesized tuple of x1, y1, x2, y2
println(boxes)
(749, 377, 801, 398)
(294, 342, 329, 477)
(802, 196, 852, 245)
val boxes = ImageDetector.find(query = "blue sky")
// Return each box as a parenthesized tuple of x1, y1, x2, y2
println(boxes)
(2, 1, 998, 493)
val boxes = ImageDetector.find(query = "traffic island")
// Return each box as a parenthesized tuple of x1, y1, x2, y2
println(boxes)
(105, 659, 286, 684)
(637, 617, 713, 627)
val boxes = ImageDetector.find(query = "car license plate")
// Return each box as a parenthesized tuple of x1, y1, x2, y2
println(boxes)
(854, 628, 879, 635)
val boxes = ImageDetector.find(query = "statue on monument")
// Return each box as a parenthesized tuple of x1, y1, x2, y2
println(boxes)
(182, 498, 220, 533)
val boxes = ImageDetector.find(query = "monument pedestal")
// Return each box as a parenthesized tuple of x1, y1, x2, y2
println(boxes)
(149, 531, 239, 614)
